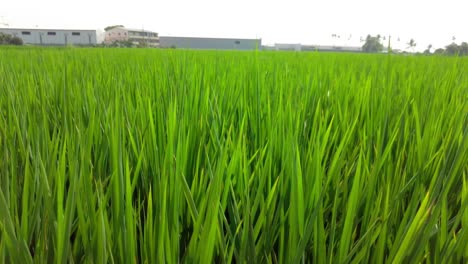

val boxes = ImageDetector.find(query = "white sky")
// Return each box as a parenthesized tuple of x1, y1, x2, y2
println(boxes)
(1, 0, 467, 51)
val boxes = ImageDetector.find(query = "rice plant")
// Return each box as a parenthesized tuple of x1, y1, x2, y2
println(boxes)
(0, 47, 467, 263)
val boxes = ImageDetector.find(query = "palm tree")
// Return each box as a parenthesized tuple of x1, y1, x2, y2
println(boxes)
(407, 39, 416, 52)
(424, 44, 432, 54)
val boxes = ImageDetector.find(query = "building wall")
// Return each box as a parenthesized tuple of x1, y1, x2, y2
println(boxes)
(0, 28, 97, 45)
(159, 36, 261, 50)
(275, 43, 302, 51)
(127, 29, 159, 47)
(104, 27, 159, 46)
(104, 27, 129, 43)
(304, 45, 362, 52)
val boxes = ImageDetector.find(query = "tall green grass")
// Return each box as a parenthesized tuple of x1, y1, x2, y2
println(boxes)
(0, 47, 467, 263)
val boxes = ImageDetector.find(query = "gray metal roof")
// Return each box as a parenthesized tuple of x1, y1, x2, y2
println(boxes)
(0, 27, 96, 32)
(160, 36, 261, 41)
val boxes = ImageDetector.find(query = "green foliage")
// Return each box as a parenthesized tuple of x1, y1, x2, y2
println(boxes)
(362, 35, 384, 53)
(431, 42, 468, 56)
(106, 40, 134, 48)
(423, 44, 432, 55)
(0, 33, 23, 45)
(434, 48, 445, 54)
(0, 48, 467, 263)
(444, 42, 468, 56)
(9, 36, 23, 45)
(445, 43, 459, 55)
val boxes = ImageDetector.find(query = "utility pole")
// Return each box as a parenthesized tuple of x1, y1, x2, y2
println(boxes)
(142, 25, 146, 46)
(387, 35, 391, 53)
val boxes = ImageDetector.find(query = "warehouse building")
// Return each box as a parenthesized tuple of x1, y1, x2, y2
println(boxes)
(301, 45, 362, 52)
(104, 26, 159, 47)
(159, 36, 261, 50)
(274, 43, 302, 51)
(0, 28, 97, 46)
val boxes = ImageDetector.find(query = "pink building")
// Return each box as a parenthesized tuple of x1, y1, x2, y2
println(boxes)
(104, 26, 159, 47)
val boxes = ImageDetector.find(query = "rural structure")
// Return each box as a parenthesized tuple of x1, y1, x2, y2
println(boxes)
(159, 36, 261, 50)
(104, 26, 159, 47)
(269, 43, 362, 52)
(0, 28, 97, 45)
(1, 25, 362, 53)
(301, 45, 362, 52)
(274, 43, 302, 51)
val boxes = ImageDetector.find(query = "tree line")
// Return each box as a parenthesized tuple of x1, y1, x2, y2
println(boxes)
(362, 34, 468, 56)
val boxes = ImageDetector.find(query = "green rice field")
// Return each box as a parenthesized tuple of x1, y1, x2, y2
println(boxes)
(0, 48, 467, 263)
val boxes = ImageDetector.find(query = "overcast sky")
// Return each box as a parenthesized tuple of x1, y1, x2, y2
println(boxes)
(1, 0, 467, 51)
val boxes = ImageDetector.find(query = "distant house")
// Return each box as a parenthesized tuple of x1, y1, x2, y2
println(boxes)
(104, 26, 159, 47)
(159, 36, 261, 50)
(0, 28, 97, 46)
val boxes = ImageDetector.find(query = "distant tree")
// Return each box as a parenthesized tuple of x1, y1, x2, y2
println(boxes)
(434, 48, 445, 54)
(104, 25, 124, 31)
(460, 42, 468, 56)
(0, 32, 23, 45)
(9, 36, 23, 45)
(362, 35, 384, 53)
(445, 43, 459, 55)
(407, 39, 416, 52)
(433, 42, 467, 56)
(0, 32, 12, 44)
(423, 44, 432, 54)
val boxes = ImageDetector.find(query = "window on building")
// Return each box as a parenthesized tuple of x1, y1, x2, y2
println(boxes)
(124, 32, 127, 35)
(47, 32, 56, 36)
(72, 32, 80, 36)
(21, 31, 31, 35)
(118, 33, 121, 36)
(235, 41, 241, 44)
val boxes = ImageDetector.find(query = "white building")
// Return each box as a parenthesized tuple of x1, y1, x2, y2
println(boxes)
(301, 45, 362, 52)
(273, 44, 362, 53)
(159, 36, 261, 50)
(0, 28, 97, 46)
(104, 26, 159, 47)
(274, 43, 302, 51)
